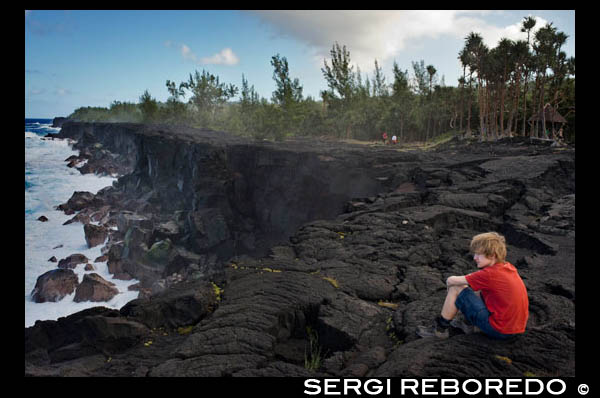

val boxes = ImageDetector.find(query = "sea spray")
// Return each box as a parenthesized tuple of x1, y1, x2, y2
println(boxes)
(25, 119, 139, 327)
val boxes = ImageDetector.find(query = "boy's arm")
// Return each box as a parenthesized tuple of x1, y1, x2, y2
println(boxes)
(446, 275, 469, 287)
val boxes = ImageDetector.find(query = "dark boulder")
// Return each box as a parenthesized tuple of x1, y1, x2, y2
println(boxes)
(31, 268, 79, 303)
(52, 117, 67, 128)
(119, 280, 217, 329)
(58, 253, 89, 269)
(57, 191, 102, 213)
(84, 223, 108, 248)
(58, 253, 90, 269)
(25, 306, 149, 371)
(73, 273, 119, 303)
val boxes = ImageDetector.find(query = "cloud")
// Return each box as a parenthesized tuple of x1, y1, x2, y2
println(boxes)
(200, 48, 239, 65)
(181, 44, 197, 62)
(55, 88, 72, 96)
(474, 15, 550, 48)
(165, 41, 239, 66)
(247, 10, 547, 72)
(28, 88, 46, 96)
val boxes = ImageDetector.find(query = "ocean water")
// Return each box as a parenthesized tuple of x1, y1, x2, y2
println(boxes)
(25, 119, 139, 327)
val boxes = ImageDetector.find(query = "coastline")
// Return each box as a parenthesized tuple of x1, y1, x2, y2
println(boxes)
(25, 119, 139, 327)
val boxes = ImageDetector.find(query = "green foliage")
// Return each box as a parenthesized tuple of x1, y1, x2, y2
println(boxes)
(180, 69, 238, 115)
(69, 106, 112, 122)
(139, 89, 158, 123)
(271, 54, 303, 107)
(304, 326, 323, 372)
(69, 102, 142, 123)
(69, 14, 574, 143)
(321, 42, 355, 102)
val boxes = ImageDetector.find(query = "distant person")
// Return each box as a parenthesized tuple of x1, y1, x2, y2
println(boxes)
(382, 132, 388, 145)
(416, 232, 529, 340)
(392, 135, 397, 145)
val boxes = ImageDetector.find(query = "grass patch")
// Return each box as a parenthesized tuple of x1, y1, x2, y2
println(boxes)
(304, 326, 324, 372)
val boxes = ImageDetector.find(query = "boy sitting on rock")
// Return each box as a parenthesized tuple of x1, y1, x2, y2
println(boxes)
(417, 232, 529, 340)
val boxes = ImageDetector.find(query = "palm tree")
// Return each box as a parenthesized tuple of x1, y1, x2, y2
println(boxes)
(507, 40, 529, 135)
(464, 32, 489, 140)
(533, 23, 558, 138)
(459, 47, 474, 136)
(494, 38, 515, 137)
(520, 16, 536, 136)
(521, 16, 537, 46)
(426, 65, 437, 140)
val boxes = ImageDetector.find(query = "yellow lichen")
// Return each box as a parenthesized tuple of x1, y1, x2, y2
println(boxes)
(378, 301, 399, 309)
(494, 355, 512, 364)
(211, 282, 223, 301)
(261, 267, 282, 273)
(322, 276, 339, 288)
(177, 326, 194, 335)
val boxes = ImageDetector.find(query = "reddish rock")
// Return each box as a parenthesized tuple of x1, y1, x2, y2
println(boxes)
(57, 191, 96, 213)
(31, 269, 79, 303)
(63, 211, 91, 225)
(113, 272, 133, 280)
(94, 255, 108, 263)
(107, 258, 125, 275)
(84, 223, 108, 248)
(91, 206, 111, 223)
(37, 215, 49, 222)
(127, 283, 141, 291)
(58, 253, 89, 269)
(84, 264, 96, 271)
(74, 273, 119, 303)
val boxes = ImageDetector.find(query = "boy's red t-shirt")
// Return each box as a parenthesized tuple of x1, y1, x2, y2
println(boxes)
(465, 262, 529, 334)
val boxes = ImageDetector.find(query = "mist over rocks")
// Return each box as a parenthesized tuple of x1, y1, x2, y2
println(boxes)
(26, 122, 575, 377)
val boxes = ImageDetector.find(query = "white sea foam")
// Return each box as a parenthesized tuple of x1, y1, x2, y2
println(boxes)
(25, 130, 139, 328)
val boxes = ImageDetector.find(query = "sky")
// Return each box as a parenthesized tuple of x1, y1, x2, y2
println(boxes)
(25, 10, 575, 119)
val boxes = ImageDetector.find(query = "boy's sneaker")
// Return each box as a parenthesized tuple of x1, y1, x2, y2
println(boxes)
(450, 318, 475, 334)
(416, 316, 450, 339)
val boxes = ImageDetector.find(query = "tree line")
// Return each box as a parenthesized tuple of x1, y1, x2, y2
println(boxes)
(69, 16, 575, 143)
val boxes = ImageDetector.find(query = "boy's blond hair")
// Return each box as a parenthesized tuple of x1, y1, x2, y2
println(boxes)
(470, 232, 507, 263)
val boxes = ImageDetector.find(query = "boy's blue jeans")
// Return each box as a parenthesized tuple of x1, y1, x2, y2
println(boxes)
(455, 287, 519, 340)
